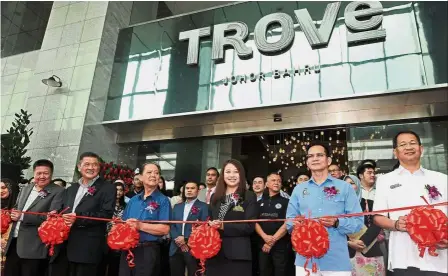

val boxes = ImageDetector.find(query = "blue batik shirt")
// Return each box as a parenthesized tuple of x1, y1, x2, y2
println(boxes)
(286, 175, 363, 271)
(122, 189, 171, 242)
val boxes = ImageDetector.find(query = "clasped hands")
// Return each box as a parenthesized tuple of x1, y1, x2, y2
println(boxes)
(262, 234, 278, 253)
(174, 236, 189, 252)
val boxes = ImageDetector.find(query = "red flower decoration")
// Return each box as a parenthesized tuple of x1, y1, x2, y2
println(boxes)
(87, 186, 96, 196)
(145, 201, 160, 214)
(406, 206, 448, 258)
(425, 185, 442, 200)
(291, 217, 329, 275)
(323, 186, 339, 198)
(1, 210, 11, 234)
(188, 222, 222, 275)
(38, 216, 71, 256)
(191, 206, 200, 215)
(107, 223, 140, 267)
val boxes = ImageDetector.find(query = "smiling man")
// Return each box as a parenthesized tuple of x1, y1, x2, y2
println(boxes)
(373, 131, 448, 275)
(50, 152, 116, 276)
(4, 160, 64, 276)
(286, 141, 363, 276)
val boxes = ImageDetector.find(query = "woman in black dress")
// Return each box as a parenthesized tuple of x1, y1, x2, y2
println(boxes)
(207, 159, 258, 276)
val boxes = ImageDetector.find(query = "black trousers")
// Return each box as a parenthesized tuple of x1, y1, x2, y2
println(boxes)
(259, 245, 292, 276)
(159, 241, 170, 276)
(393, 267, 446, 276)
(169, 249, 199, 276)
(250, 238, 260, 276)
(68, 262, 98, 276)
(4, 238, 47, 276)
(119, 243, 160, 276)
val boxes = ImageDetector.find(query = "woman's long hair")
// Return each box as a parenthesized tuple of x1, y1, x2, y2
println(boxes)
(114, 181, 126, 208)
(211, 159, 247, 206)
(158, 176, 168, 196)
(1, 178, 19, 210)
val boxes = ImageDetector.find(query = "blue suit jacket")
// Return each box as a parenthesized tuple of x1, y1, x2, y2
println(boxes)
(169, 199, 208, 256)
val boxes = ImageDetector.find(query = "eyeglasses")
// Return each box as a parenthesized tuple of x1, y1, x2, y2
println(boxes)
(306, 153, 326, 159)
(397, 141, 419, 149)
(328, 169, 341, 173)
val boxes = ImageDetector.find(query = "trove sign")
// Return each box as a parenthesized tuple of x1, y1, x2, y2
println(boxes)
(179, 1, 387, 65)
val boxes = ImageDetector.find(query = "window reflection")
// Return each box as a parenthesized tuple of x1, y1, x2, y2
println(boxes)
(119, 49, 171, 120)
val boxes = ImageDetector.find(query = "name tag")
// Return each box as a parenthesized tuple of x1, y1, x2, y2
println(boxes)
(390, 183, 402, 189)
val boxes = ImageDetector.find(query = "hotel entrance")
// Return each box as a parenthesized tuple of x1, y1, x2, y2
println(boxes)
(114, 118, 448, 193)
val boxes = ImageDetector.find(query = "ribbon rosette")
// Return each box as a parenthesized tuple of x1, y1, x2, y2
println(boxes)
(323, 186, 339, 198)
(38, 216, 71, 256)
(107, 223, 140, 267)
(406, 204, 448, 258)
(86, 186, 96, 196)
(1, 210, 11, 234)
(145, 201, 159, 214)
(190, 206, 200, 215)
(188, 222, 222, 275)
(291, 217, 329, 276)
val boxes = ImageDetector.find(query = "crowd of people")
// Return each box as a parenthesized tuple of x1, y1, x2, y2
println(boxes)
(0, 130, 447, 276)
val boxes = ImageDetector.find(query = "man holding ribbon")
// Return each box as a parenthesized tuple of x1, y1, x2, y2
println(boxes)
(4, 159, 64, 276)
(119, 162, 171, 276)
(286, 141, 363, 276)
(50, 152, 116, 276)
(373, 131, 448, 275)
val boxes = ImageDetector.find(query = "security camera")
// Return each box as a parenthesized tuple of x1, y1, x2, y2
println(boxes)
(273, 113, 282, 122)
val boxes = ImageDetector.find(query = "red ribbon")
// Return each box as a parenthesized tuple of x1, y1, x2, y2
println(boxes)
(38, 216, 70, 256)
(406, 198, 448, 258)
(107, 223, 139, 268)
(1, 210, 11, 235)
(291, 217, 329, 276)
(188, 222, 222, 276)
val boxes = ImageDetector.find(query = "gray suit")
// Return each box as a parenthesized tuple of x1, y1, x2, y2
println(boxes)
(197, 187, 215, 204)
(197, 188, 207, 203)
(5, 182, 64, 259)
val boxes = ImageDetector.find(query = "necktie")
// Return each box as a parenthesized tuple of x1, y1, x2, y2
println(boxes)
(206, 189, 212, 204)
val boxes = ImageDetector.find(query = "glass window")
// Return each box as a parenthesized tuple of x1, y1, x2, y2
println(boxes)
(1, 1, 53, 58)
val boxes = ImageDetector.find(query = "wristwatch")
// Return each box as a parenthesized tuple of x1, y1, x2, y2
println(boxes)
(333, 218, 339, 228)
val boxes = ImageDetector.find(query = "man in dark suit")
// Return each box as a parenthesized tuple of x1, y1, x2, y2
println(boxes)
(49, 152, 116, 276)
(169, 181, 208, 276)
(4, 159, 64, 276)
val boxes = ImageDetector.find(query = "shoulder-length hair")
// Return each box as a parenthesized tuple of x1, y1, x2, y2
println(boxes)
(211, 159, 247, 206)
(114, 181, 126, 208)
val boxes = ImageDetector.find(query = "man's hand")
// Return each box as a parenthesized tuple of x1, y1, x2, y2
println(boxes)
(175, 236, 185, 246)
(436, 239, 448, 249)
(262, 234, 276, 246)
(348, 240, 366, 251)
(180, 244, 189, 252)
(395, 216, 407, 232)
(125, 218, 140, 230)
(10, 209, 21, 222)
(62, 213, 76, 227)
(319, 217, 338, 228)
(47, 210, 57, 219)
(262, 243, 272, 253)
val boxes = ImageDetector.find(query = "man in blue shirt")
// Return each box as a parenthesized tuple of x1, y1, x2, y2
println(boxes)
(286, 142, 363, 276)
(119, 162, 171, 276)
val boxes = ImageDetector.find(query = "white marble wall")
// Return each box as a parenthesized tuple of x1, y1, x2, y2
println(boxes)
(1, 1, 109, 180)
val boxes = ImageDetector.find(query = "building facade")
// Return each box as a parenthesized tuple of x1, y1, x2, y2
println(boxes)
(1, 1, 447, 186)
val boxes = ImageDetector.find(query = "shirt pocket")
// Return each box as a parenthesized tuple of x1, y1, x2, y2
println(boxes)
(325, 197, 345, 214)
